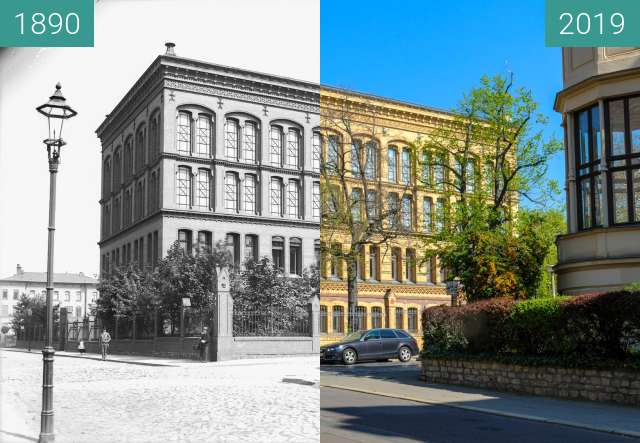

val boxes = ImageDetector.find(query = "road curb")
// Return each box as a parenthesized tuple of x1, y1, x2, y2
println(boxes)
(1, 348, 177, 367)
(321, 382, 640, 439)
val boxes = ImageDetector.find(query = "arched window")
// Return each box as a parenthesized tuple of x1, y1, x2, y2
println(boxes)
(113, 197, 120, 232)
(351, 188, 362, 222)
(270, 126, 283, 166)
(326, 135, 340, 174)
(243, 121, 257, 163)
(391, 247, 401, 282)
(113, 148, 122, 189)
(401, 147, 411, 185)
(148, 172, 156, 212)
(351, 140, 362, 176)
(124, 189, 132, 227)
(150, 112, 160, 161)
(401, 195, 412, 230)
(225, 119, 239, 160)
(196, 169, 210, 208)
(197, 115, 211, 157)
(124, 136, 133, 180)
(270, 177, 283, 216)
(244, 174, 256, 214)
(102, 157, 111, 197)
(406, 249, 416, 283)
(312, 132, 321, 172)
(177, 112, 191, 155)
(177, 167, 191, 208)
(224, 172, 238, 211)
(135, 127, 146, 172)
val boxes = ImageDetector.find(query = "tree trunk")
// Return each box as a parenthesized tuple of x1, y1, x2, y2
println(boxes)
(346, 256, 358, 333)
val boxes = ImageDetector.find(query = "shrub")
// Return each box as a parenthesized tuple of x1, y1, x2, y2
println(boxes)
(503, 296, 569, 355)
(422, 291, 640, 361)
(422, 306, 467, 353)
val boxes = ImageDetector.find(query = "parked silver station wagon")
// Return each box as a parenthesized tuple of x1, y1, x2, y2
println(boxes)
(320, 328, 419, 365)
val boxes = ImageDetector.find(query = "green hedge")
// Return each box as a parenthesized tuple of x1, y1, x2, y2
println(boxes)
(422, 291, 640, 360)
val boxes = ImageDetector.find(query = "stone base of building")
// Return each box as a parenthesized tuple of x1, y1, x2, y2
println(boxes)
(555, 226, 640, 295)
(422, 357, 640, 406)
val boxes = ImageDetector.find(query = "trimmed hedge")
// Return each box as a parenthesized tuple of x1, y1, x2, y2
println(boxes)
(422, 291, 640, 360)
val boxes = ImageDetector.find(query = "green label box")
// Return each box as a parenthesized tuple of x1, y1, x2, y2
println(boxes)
(0, 0, 93, 47)
(546, 0, 640, 47)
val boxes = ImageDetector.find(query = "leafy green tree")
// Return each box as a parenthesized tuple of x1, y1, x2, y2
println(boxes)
(419, 74, 562, 301)
(11, 293, 59, 337)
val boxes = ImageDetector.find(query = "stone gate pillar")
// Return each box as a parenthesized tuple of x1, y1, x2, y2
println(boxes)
(308, 294, 320, 353)
(210, 266, 234, 361)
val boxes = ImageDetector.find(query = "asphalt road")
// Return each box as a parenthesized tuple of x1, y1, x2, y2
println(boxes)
(321, 386, 640, 443)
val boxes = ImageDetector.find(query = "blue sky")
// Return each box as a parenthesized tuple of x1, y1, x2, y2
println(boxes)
(321, 0, 565, 208)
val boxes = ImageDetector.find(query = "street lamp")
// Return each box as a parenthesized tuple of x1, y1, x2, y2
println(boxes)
(36, 83, 77, 443)
(446, 277, 460, 307)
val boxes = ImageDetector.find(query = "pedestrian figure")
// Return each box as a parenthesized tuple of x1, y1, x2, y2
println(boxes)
(199, 327, 209, 362)
(100, 329, 111, 361)
(78, 339, 86, 356)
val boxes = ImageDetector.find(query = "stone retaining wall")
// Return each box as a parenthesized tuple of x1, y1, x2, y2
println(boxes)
(422, 357, 640, 406)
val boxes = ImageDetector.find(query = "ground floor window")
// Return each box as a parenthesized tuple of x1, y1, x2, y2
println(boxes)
(371, 307, 383, 329)
(333, 306, 344, 334)
(407, 308, 418, 332)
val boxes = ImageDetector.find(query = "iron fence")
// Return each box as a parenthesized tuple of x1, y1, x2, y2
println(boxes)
(233, 308, 311, 337)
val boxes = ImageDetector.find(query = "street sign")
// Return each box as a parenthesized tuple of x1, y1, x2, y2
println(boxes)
(182, 297, 191, 307)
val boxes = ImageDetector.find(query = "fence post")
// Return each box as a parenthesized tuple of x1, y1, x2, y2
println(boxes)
(132, 314, 136, 344)
(309, 294, 320, 354)
(210, 267, 233, 361)
(153, 307, 158, 354)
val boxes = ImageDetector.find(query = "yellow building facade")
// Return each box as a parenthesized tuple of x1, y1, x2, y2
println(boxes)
(319, 87, 455, 346)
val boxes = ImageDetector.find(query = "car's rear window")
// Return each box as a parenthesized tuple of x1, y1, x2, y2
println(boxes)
(380, 329, 397, 339)
(394, 329, 411, 338)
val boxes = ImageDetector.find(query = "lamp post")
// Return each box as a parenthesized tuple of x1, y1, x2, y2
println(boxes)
(446, 277, 460, 307)
(36, 83, 77, 443)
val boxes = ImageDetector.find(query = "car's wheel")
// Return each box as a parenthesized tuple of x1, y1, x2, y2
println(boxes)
(342, 348, 357, 365)
(398, 346, 412, 362)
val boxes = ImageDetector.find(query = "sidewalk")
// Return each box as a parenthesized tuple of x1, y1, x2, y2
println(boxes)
(321, 373, 640, 438)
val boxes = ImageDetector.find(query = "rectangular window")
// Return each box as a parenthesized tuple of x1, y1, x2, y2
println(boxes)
(176, 112, 191, 155)
(391, 248, 400, 281)
(196, 169, 210, 208)
(369, 246, 379, 281)
(225, 119, 238, 160)
(576, 104, 602, 229)
(332, 306, 344, 334)
(406, 249, 416, 283)
(244, 175, 256, 214)
(178, 230, 192, 255)
(371, 307, 382, 329)
(388, 193, 399, 230)
(355, 306, 367, 331)
(270, 126, 282, 166)
(434, 157, 445, 191)
(64, 291, 70, 302)
(176, 167, 191, 208)
(424, 257, 434, 283)
(312, 182, 321, 220)
(365, 190, 377, 220)
(76, 291, 82, 302)
(421, 151, 431, 186)
(435, 198, 445, 231)
(364, 142, 377, 179)
(327, 136, 339, 174)
(320, 306, 328, 334)
(286, 129, 299, 168)
(288, 180, 299, 218)
(396, 307, 404, 329)
(225, 234, 240, 266)
(198, 231, 212, 252)
(312, 132, 321, 172)
(289, 238, 302, 275)
(351, 188, 362, 222)
(408, 308, 418, 332)
(401, 196, 412, 230)
(197, 115, 211, 156)
(54, 291, 59, 301)
(225, 173, 238, 211)
(271, 178, 283, 216)
(388, 147, 397, 182)
(13, 289, 19, 300)
(243, 122, 256, 163)
(423, 197, 433, 232)
(244, 234, 258, 262)
(401, 148, 411, 184)
(351, 141, 361, 176)
(272, 237, 284, 270)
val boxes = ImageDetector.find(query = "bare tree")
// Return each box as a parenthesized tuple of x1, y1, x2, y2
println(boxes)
(320, 90, 410, 332)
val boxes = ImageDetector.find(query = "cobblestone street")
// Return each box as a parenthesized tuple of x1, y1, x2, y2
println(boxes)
(0, 350, 319, 443)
